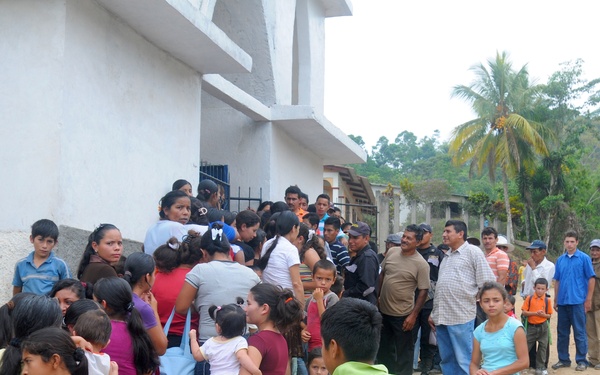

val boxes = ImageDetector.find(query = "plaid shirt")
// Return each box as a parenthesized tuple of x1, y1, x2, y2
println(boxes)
(431, 241, 495, 325)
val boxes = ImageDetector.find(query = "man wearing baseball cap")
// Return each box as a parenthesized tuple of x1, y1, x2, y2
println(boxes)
(342, 221, 379, 305)
(378, 232, 402, 264)
(522, 240, 555, 298)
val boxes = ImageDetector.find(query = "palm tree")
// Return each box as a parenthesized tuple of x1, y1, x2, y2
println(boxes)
(449, 51, 548, 242)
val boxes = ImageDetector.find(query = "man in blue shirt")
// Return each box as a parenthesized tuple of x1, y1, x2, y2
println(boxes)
(552, 230, 596, 371)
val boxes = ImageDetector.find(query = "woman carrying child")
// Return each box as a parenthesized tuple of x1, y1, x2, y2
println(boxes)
(94, 277, 160, 375)
(242, 283, 303, 375)
(189, 302, 262, 375)
(470, 282, 529, 375)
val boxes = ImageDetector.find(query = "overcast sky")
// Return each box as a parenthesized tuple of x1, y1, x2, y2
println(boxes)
(323, 0, 600, 150)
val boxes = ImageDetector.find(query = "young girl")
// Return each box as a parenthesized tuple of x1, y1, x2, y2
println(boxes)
(470, 282, 529, 375)
(94, 277, 160, 375)
(21, 327, 88, 375)
(242, 283, 304, 375)
(504, 295, 517, 319)
(189, 302, 261, 375)
(307, 348, 328, 375)
(123, 252, 168, 355)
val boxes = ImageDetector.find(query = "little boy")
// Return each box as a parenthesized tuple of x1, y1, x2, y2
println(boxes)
(12, 219, 70, 295)
(521, 278, 553, 375)
(320, 297, 389, 375)
(73, 309, 114, 375)
(587, 239, 600, 369)
(302, 260, 339, 351)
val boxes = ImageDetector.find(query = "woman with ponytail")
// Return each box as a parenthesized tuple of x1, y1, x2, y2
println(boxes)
(122, 253, 167, 355)
(21, 327, 89, 375)
(152, 234, 205, 347)
(257, 210, 304, 304)
(94, 277, 159, 375)
(175, 222, 261, 374)
(242, 283, 304, 375)
(77, 224, 123, 284)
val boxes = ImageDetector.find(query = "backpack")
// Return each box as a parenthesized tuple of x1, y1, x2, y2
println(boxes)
(520, 294, 553, 344)
(505, 258, 519, 295)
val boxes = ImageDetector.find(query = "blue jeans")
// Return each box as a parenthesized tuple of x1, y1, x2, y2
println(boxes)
(436, 320, 474, 375)
(557, 304, 588, 365)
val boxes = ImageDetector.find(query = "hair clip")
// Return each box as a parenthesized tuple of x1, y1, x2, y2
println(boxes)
(211, 228, 223, 241)
(198, 207, 208, 215)
(9, 338, 20, 348)
(285, 297, 293, 304)
(168, 241, 180, 250)
(216, 306, 222, 311)
(125, 302, 134, 312)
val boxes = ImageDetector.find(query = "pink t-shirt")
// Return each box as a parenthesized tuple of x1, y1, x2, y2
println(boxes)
(104, 321, 135, 375)
(305, 292, 339, 351)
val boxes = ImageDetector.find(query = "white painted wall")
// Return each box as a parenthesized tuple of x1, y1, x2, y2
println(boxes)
(0, 0, 202, 241)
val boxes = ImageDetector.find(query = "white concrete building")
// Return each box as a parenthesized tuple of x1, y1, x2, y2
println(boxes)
(0, 0, 365, 302)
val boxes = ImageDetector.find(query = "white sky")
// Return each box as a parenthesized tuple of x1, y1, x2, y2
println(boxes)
(324, 0, 600, 150)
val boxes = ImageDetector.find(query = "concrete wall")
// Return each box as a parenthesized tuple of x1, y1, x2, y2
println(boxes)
(0, 226, 141, 304)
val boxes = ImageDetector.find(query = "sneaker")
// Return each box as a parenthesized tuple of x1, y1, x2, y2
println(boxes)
(552, 361, 571, 370)
(577, 362, 588, 371)
(539, 369, 549, 375)
(594, 363, 600, 370)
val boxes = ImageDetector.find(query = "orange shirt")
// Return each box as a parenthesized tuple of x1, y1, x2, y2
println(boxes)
(523, 293, 553, 325)
(295, 208, 307, 222)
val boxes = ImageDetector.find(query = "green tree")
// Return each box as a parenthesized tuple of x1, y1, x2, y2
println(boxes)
(449, 51, 548, 242)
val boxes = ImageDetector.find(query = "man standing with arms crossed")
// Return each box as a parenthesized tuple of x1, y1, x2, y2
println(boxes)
(429, 220, 495, 375)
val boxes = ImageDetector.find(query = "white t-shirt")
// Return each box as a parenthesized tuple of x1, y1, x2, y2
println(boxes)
(261, 236, 300, 289)
(85, 351, 111, 375)
(200, 336, 248, 375)
(143, 220, 188, 255)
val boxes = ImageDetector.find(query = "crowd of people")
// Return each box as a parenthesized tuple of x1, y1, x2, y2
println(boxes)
(2, 179, 600, 375)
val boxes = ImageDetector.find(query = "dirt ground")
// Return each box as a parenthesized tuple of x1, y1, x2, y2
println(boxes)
(515, 293, 591, 375)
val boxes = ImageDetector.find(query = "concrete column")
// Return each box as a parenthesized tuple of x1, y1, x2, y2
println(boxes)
(411, 201, 417, 223)
(425, 203, 432, 224)
(377, 191, 390, 252)
(393, 194, 400, 233)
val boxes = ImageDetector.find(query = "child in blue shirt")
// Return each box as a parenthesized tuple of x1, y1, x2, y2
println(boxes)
(12, 219, 70, 295)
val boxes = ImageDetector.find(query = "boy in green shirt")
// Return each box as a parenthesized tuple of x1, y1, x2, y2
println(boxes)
(320, 298, 388, 375)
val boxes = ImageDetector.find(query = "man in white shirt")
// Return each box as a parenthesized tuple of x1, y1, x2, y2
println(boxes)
(521, 240, 555, 298)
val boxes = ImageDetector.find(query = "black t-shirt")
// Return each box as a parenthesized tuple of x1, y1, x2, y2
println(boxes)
(233, 240, 255, 263)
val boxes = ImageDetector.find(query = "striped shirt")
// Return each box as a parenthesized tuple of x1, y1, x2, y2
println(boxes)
(485, 247, 510, 281)
(431, 241, 495, 325)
